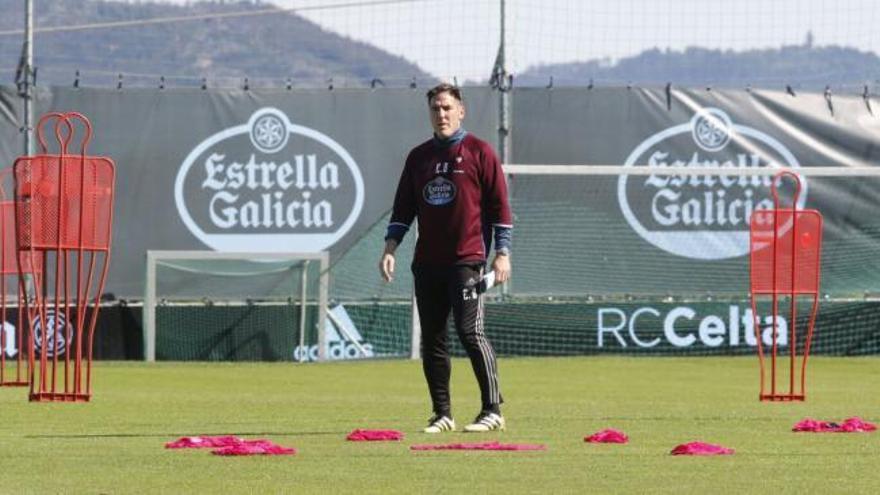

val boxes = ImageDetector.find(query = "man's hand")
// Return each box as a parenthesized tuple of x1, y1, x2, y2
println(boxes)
(379, 239, 398, 282)
(491, 252, 511, 284)
(379, 253, 396, 282)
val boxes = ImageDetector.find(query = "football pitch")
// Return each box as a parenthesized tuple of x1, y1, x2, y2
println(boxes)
(0, 357, 877, 494)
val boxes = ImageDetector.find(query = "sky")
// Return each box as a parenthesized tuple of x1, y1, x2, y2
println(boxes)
(103, 0, 880, 80)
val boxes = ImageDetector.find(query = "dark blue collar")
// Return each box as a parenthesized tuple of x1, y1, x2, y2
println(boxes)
(432, 128, 467, 148)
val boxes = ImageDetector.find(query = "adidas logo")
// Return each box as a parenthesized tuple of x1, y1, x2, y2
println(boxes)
(293, 304, 375, 362)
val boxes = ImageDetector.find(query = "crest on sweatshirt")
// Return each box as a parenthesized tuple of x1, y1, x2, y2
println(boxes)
(423, 176, 457, 206)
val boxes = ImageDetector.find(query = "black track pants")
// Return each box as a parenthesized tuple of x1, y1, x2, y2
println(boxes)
(413, 263, 502, 416)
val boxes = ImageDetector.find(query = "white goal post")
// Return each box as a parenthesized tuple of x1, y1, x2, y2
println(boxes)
(143, 250, 329, 362)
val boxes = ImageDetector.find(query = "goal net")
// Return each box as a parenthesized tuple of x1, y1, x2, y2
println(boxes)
(478, 164, 880, 356)
(142, 166, 880, 362)
(143, 251, 330, 362)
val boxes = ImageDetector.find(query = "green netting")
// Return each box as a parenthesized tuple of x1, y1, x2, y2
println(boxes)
(325, 212, 415, 358)
(153, 258, 316, 301)
(471, 300, 880, 357)
(152, 257, 325, 361)
(485, 172, 880, 356)
(156, 303, 314, 361)
(150, 171, 880, 360)
(507, 173, 880, 298)
(330, 171, 880, 357)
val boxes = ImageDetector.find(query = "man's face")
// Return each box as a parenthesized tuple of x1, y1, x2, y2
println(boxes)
(429, 91, 465, 138)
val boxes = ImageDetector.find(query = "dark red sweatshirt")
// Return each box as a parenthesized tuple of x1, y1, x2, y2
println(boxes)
(388, 133, 512, 265)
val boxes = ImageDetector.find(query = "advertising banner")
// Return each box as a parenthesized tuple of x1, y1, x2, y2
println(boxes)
(2, 85, 880, 358)
(0, 86, 499, 298)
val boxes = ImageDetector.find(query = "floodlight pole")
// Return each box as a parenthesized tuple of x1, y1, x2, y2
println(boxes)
(493, 0, 512, 297)
(495, 0, 510, 164)
(22, 0, 34, 156)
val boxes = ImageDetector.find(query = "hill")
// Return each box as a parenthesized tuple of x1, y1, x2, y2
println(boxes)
(2, 2, 875, 90)
(516, 40, 880, 90)
(0, 0, 430, 88)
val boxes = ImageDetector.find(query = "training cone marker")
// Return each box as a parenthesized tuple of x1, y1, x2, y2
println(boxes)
(584, 429, 629, 444)
(212, 440, 296, 456)
(346, 429, 404, 441)
(792, 417, 877, 433)
(411, 441, 545, 451)
(165, 436, 246, 449)
(670, 442, 734, 456)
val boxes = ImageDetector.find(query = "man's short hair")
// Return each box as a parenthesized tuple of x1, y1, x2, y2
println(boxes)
(426, 83, 463, 103)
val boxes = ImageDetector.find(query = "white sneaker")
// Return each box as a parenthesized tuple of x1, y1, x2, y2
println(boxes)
(464, 412, 506, 432)
(423, 415, 456, 433)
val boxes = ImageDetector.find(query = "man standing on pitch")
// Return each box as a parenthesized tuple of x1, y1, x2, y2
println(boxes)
(379, 83, 512, 433)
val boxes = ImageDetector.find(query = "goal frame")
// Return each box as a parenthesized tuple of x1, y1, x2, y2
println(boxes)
(143, 250, 329, 362)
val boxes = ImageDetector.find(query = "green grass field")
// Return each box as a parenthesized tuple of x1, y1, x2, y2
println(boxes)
(0, 357, 877, 494)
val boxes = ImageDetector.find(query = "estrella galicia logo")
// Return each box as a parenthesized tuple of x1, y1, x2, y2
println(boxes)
(175, 108, 365, 252)
(250, 111, 288, 153)
(33, 310, 72, 358)
(423, 176, 456, 206)
(691, 108, 732, 152)
(618, 107, 804, 260)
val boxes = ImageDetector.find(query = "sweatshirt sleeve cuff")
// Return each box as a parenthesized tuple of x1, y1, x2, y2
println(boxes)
(385, 223, 409, 244)
(493, 225, 512, 255)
